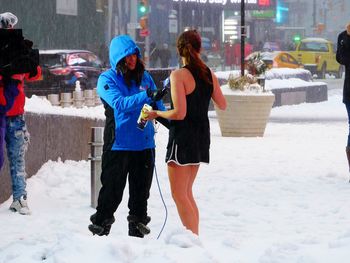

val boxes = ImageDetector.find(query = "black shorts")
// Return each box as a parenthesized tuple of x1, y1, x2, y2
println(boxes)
(165, 124, 210, 165)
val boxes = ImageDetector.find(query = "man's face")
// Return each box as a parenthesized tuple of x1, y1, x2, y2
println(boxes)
(0, 20, 11, 29)
(125, 54, 137, 70)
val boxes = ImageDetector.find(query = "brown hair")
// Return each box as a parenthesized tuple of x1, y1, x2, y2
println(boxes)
(176, 30, 211, 84)
(116, 56, 145, 87)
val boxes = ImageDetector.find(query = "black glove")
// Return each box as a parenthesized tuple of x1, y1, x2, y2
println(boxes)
(146, 87, 168, 102)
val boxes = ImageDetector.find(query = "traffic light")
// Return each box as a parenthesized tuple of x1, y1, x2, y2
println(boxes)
(138, 0, 149, 35)
(137, 0, 150, 38)
(138, 0, 149, 17)
(293, 34, 301, 43)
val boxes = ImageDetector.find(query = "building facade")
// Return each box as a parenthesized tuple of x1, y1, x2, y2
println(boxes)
(145, 0, 277, 66)
(280, 0, 348, 44)
(0, 0, 106, 54)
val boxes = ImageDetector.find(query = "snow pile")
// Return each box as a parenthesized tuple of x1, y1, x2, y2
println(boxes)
(215, 68, 324, 92)
(267, 78, 325, 90)
(265, 68, 312, 81)
(25, 95, 105, 120)
(1, 88, 350, 262)
(215, 68, 312, 82)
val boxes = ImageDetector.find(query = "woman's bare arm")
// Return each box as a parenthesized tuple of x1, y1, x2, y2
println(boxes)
(211, 71, 226, 110)
(146, 69, 187, 120)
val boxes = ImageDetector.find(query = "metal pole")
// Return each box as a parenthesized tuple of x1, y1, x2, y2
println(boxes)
(240, 0, 245, 77)
(90, 127, 104, 208)
(312, 0, 316, 28)
(145, 34, 150, 68)
(179, 1, 182, 32)
(323, 0, 327, 34)
(107, 0, 113, 43)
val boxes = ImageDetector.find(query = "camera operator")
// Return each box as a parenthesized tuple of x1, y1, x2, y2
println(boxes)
(0, 12, 41, 215)
(88, 35, 168, 237)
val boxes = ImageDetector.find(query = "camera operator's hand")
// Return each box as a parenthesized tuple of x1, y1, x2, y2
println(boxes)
(28, 66, 38, 78)
(5, 78, 19, 96)
(23, 39, 33, 48)
(0, 78, 20, 114)
(146, 87, 168, 101)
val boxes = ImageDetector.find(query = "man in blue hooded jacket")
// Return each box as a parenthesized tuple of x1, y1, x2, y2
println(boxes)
(88, 35, 167, 237)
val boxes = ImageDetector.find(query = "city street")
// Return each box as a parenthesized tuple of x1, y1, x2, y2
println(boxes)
(1, 78, 350, 263)
(1, 0, 349, 262)
(268, 77, 346, 124)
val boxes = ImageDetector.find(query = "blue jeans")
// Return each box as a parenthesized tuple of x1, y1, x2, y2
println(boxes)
(0, 116, 6, 170)
(5, 115, 30, 200)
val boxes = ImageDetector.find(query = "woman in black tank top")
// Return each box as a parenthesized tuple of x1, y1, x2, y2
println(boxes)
(146, 30, 226, 235)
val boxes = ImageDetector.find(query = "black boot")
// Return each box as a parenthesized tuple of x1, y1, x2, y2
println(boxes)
(89, 213, 115, 236)
(127, 215, 151, 238)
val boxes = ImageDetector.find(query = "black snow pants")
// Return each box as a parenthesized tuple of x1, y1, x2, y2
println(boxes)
(95, 149, 155, 225)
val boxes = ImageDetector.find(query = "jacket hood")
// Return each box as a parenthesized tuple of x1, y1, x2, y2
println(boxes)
(109, 35, 141, 70)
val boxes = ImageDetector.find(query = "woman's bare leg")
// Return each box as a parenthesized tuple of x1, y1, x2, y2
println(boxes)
(168, 162, 199, 235)
(188, 165, 199, 230)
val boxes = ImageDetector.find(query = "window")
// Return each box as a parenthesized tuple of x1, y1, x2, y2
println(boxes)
(40, 54, 63, 68)
(299, 42, 329, 52)
(286, 54, 298, 65)
(56, 0, 78, 16)
(67, 52, 102, 67)
(280, 54, 288, 62)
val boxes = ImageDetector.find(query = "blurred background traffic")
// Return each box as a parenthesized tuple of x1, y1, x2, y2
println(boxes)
(1, 0, 346, 96)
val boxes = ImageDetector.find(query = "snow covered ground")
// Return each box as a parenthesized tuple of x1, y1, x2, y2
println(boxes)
(1, 88, 350, 263)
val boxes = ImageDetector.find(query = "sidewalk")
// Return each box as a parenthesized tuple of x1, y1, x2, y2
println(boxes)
(1, 80, 350, 263)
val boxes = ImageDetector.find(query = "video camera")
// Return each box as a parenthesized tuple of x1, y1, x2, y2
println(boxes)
(0, 29, 39, 77)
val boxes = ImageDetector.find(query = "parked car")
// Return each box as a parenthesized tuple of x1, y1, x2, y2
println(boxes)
(262, 42, 281, 52)
(246, 51, 303, 70)
(25, 49, 105, 97)
(289, 38, 342, 78)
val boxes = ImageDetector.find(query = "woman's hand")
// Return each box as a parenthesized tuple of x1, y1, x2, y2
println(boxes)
(347, 22, 350, 36)
(145, 110, 158, 120)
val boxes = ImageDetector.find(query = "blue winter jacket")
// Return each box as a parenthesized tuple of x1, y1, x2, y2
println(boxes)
(97, 35, 166, 151)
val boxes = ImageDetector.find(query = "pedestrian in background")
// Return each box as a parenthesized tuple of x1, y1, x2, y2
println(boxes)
(97, 43, 109, 68)
(159, 43, 171, 68)
(0, 12, 42, 215)
(146, 30, 226, 235)
(149, 42, 159, 68)
(336, 22, 350, 177)
(88, 35, 167, 237)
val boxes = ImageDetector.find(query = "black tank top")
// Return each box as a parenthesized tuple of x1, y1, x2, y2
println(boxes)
(171, 65, 213, 124)
(165, 65, 214, 164)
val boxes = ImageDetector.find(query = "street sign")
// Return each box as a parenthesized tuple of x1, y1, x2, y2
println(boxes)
(169, 19, 178, 33)
(127, 22, 140, 29)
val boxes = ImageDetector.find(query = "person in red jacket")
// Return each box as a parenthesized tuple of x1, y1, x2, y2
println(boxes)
(0, 12, 42, 215)
(0, 77, 20, 168)
(5, 67, 42, 216)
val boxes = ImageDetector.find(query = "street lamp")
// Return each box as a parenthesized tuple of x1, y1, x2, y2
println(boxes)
(240, 0, 245, 77)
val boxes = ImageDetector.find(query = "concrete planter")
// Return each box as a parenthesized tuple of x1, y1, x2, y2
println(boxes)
(215, 93, 275, 137)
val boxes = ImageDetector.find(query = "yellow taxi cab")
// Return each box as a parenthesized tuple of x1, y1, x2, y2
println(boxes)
(289, 37, 342, 78)
(246, 51, 303, 69)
